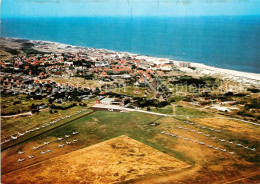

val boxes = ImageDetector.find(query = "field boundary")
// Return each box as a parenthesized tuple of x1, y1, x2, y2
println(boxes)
(1, 110, 95, 151)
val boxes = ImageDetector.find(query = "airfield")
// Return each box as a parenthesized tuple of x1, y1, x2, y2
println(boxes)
(1, 103, 260, 183)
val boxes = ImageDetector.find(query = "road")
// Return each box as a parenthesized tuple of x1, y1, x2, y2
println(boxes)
(92, 104, 260, 126)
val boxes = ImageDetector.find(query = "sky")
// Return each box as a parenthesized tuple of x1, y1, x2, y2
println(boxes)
(1, 0, 260, 18)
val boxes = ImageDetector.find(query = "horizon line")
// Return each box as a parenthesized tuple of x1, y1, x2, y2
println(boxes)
(2, 14, 260, 19)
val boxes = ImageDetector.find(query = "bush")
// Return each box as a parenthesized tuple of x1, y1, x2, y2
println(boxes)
(224, 92, 234, 96)
(247, 88, 260, 93)
(245, 99, 260, 110)
(32, 109, 39, 114)
(50, 103, 77, 110)
(31, 104, 37, 109)
(13, 101, 21, 105)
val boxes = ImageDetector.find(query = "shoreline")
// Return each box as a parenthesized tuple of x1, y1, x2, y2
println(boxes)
(2, 36, 260, 84)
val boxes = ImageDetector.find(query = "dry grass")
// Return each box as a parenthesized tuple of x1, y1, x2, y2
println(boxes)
(43, 77, 101, 88)
(1, 135, 190, 184)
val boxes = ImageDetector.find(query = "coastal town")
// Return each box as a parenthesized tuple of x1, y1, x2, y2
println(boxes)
(1, 37, 260, 183)
(1, 37, 260, 121)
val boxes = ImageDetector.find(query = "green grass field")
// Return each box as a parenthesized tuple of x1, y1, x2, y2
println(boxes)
(1, 94, 48, 115)
(149, 105, 173, 114)
(1, 99, 96, 140)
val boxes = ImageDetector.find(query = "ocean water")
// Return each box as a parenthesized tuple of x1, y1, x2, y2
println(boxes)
(1, 16, 260, 73)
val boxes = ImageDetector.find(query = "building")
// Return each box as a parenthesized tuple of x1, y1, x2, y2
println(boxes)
(96, 98, 123, 106)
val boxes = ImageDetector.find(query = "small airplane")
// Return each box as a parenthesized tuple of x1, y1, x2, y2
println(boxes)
(11, 135, 18, 140)
(44, 141, 50, 145)
(73, 139, 79, 142)
(72, 132, 79, 135)
(46, 149, 52, 153)
(58, 144, 65, 148)
(221, 149, 226, 152)
(28, 155, 34, 159)
(33, 146, 38, 150)
(17, 132, 24, 136)
(57, 137, 63, 141)
(65, 135, 70, 138)
(199, 142, 205, 145)
(17, 158, 25, 162)
(40, 151, 46, 154)
(207, 145, 213, 148)
(214, 147, 219, 150)
(229, 152, 235, 155)
(66, 142, 71, 145)
(18, 151, 24, 154)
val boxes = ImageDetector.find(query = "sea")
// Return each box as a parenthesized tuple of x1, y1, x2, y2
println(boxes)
(1, 16, 260, 73)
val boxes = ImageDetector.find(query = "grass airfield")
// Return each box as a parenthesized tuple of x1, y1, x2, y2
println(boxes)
(1, 105, 260, 183)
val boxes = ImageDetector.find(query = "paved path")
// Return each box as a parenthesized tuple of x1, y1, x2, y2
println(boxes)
(1, 111, 32, 118)
(1, 108, 49, 119)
